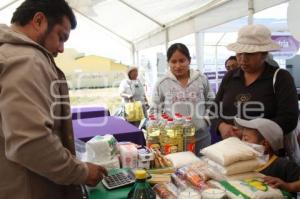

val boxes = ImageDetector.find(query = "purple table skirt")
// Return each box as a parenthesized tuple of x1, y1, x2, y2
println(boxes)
(72, 116, 145, 146)
(71, 106, 110, 120)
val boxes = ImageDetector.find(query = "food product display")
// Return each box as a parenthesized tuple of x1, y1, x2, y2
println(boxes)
(153, 183, 177, 199)
(176, 167, 207, 190)
(201, 188, 226, 199)
(146, 114, 196, 155)
(178, 188, 201, 199)
(165, 151, 202, 169)
(91, 128, 290, 199)
(182, 117, 196, 153)
(151, 148, 173, 168)
(119, 143, 138, 168)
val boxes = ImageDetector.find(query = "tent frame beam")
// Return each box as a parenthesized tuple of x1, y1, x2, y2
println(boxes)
(165, 0, 231, 30)
(118, 0, 165, 28)
(0, 0, 20, 11)
(134, 0, 232, 44)
(73, 8, 137, 65)
(248, 0, 254, 24)
(73, 7, 133, 46)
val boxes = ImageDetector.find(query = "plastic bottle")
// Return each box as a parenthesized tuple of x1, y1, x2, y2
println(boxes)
(147, 116, 160, 137)
(158, 114, 168, 153)
(146, 116, 160, 150)
(174, 113, 184, 152)
(127, 170, 156, 199)
(183, 116, 196, 153)
(159, 114, 168, 131)
(161, 118, 178, 154)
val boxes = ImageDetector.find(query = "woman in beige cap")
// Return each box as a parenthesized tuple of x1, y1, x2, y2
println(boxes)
(209, 24, 298, 147)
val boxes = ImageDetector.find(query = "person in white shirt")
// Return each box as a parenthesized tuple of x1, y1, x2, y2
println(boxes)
(119, 67, 149, 126)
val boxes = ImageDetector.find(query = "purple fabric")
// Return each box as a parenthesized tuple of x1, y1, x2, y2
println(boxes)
(72, 116, 145, 145)
(210, 127, 221, 144)
(71, 106, 110, 119)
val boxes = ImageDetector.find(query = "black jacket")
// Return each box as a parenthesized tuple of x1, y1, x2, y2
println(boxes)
(209, 62, 299, 135)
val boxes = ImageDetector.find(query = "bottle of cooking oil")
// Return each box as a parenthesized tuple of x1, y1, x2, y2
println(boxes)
(158, 114, 168, 130)
(183, 116, 196, 153)
(160, 118, 177, 154)
(174, 113, 184, 152)
(146, 116, 160, 150)
(158, 114, 168, 148)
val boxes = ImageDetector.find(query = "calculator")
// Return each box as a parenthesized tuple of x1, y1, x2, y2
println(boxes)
(102, 169, 135, 189)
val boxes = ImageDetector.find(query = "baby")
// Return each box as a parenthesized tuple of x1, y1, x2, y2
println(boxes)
(234, 117, 300, 194)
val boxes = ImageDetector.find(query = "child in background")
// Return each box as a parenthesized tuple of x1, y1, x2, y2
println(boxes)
(234, 117, 300, 194)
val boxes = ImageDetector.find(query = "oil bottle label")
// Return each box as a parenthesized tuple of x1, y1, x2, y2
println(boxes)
(164, 144, 178, 154)
(187, 143, 195, 153)
(164, 144, 172, 154)
(148, 143, 160, 151)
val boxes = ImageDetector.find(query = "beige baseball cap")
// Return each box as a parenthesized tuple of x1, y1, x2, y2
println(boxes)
(234, 117, 283, 151)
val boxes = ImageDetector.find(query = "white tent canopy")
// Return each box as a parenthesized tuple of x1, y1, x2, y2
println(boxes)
(65, 0, 289, 50)
(0, 0, 290, 64)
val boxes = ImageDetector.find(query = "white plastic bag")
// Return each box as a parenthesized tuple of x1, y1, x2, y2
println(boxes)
(75, 139, 87, 161)
(165, 151, 201, 168)
(284, 121, 300, 165)
(200, 137, 259, 166)
(204, 157, 262, 176)
(86, 135, 118, 163)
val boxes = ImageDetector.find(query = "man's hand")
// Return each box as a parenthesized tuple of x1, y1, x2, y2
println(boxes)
(85, 162, 108, 187)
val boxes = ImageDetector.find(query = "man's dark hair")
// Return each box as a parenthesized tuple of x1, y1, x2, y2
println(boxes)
(225, 56, 237, 66)
(167, 43, 191, 62)
(11, 0, 76, 30)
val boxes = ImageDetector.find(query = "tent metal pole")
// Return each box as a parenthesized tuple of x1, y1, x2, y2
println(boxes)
(0, 0, 21, 11)
(135, 0, 287, 50)
(195, 32, 205, 72)
(214, 33, 225, 91)
(134, 0, 232, 44)
(118, 0, 165, 28)
(163, 0, 232, 29)
(165, 28, 169, 54)
(72, 8, 133, 46)
(248, 0, 254, 25)
(131, 44, 136, 65)
(136, 50, 139, 68)
(214, 44, 218, 91)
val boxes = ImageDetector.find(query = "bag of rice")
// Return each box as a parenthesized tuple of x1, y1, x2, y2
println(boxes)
(165, 151, 201, 168)
(200, 137, 259, 166)
(204, 157, 262, 175)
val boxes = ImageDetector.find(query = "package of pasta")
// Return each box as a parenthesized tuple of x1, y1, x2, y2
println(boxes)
(153, 183, 177, 199)
(176, 167, 207, 190)
(170, 173, 188, 190)
(187, 161, 211, 181)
